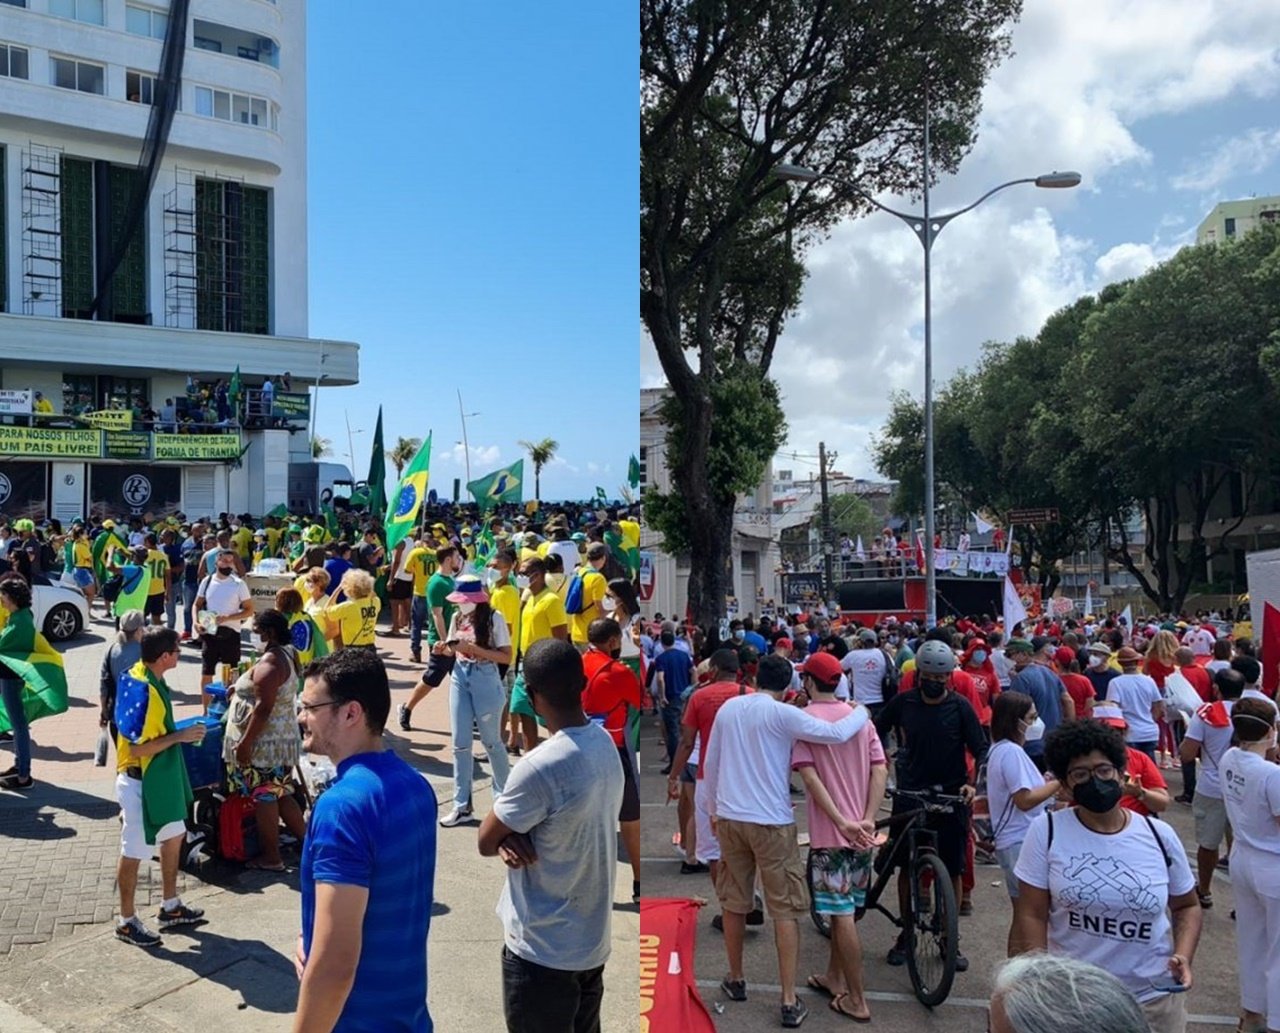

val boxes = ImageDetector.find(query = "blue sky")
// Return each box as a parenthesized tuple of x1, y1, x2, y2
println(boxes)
(306, 3, 636, 503)
(639, 1, 1280, 482)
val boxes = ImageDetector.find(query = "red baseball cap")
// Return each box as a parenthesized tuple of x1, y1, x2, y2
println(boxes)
(799, 652, 843, 687)
(1055, 646, 1076, 666)
(774, 637, 793, 651)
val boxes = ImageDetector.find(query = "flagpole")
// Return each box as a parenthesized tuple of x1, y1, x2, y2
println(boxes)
(458, 390, 474, 485)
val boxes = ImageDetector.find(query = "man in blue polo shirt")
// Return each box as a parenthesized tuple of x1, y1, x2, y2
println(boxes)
(294, 649, 438, 1032)
(649, 629, 694, 773)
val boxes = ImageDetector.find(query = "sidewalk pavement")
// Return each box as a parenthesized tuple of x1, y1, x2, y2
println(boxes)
(0, 613, 638, 1031)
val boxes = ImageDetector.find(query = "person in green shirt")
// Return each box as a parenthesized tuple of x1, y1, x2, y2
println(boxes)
(398, 545, 464, 730)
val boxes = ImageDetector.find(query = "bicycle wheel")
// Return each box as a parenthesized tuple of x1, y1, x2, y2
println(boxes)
(904, 851, 958, 1007)
(805, 848, 831, 939)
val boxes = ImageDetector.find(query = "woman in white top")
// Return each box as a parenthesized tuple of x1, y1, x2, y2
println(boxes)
(1219, 697, 1280, 1033)
(438, 575, 512, 829)
(983, 692, 1060, 951)
(1013, 720, 1201, 1033)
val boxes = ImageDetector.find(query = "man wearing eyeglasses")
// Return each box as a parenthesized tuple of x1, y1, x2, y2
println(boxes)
(294, 650, 439, 1033)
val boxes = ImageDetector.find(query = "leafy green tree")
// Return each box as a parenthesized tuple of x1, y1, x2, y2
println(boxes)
(517, 438, 559, 503)
(642, 0, 1022, 625)
(386, 436, 422, 478)
(311, 436, 333, 459)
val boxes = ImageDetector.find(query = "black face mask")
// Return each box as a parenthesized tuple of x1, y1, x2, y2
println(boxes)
(919, 678, 947, 700)
(216, 566, 233, 576)
(1072, 776, 1123, 814)
(609, 648, 622, 660)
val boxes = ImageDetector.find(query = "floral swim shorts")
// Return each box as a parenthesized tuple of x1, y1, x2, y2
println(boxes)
(809, 847, 874, 916)
(226, 763, 294, 803)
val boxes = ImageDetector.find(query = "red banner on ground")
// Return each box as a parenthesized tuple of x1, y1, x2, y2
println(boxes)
(639, 898, 716, 1033)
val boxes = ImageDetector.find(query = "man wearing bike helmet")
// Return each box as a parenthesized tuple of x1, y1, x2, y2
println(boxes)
(874, 638, 988, 972)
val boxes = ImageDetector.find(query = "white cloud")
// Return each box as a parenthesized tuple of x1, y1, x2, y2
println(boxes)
(1170, 128, 1280, 191)
(445, 442, 501, 468)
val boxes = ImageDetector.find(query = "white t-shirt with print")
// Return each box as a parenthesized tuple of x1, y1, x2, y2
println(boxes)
(1014, 808, 1195, 1004)
(839, 648, 887, 706)
(1105, 673, 1163, 743)
(1183, 700, 1235, 799)
(984, 740, 1048, 850)
(200, 573, 251, 632)
(1220, 747, 1280, 858)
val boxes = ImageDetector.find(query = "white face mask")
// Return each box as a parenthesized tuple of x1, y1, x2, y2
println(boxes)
(602, 597, 617, 613)
(458, 601, 476, 615)
(1087, 654, 1106, 668)
(515, 575, 531, 590)
(1022, 716, 1046, 742)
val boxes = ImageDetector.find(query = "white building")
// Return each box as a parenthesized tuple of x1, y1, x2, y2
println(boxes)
(639, 387, 781, 619)
(0, 0, 357, 524)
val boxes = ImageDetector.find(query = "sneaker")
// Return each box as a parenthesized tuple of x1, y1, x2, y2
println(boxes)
(398, 703, 412, 731)
(116, 918, 162, 948)
(439, 806, 473, 827)
(660, 763, 672, 775)
(886, 934, 908, 966)
(680, 861, 710, 875)
(720, 978, 747, 1002)
(780, 999, 809, 1028)
(180, 631, 191, 642)
(157, 902, 205, 929)
(954, 949, 969, 973)
(0, 773, 34, 791)
(745, 908, 764, 926)
(410, 652, 422, 665)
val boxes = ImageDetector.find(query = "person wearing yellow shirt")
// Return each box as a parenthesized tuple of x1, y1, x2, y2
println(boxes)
(568, 542, 610, 650)
(33, 391, 53, 414)
(230, 521, 253, 563)
(487, 548, 522, 750)
(142, 533, 170, 627)
(321, 569, 380, 649)
(544, 553, 569, 607)
(68, 525, 97, 611)
(404, 538, 438, 664)
(508, 556, 567, 753)
(263, 519, 283, 558)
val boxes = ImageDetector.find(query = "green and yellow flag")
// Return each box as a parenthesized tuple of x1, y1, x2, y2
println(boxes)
(91, 526, 127, 582)
(0, 608, 69, 734)
(467, 460, 523, 513)
(385, 433, 432, 552)
(288, 612, 331, 668)
(114, 564, 152, 620)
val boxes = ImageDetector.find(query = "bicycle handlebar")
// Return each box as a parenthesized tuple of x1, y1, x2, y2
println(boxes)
(887, 786, 968, 809)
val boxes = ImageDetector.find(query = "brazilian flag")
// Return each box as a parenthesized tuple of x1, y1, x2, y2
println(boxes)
(288, 612, 330, 668)
(115, 661, 192, 843)
(0, 608, 69, 734)
(385, 433, 432, 552)
(467, 460, 523, 513)
(91, 526, 127, 582)
(606, 519, 641, 579)
(114, 564, 152, 620)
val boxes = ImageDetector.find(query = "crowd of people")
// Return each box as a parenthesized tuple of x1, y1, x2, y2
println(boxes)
(0, 498, 643, 1032)
(651, 606, 1280, 1033)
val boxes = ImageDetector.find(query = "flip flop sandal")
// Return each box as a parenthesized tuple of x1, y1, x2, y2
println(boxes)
(806, 975, 839, 999)
(1197, 890, 1213, 909)
(830, 994, 872, 1023)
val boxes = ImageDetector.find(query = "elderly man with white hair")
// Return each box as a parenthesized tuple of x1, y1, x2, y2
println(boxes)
(990, 953, 1150, 1033)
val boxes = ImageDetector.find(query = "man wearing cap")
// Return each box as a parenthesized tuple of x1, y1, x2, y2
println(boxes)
(1105, 646, 1166, 761)
(840, 628, 888, 716)
(1008, 638, 1075, 772)
(1083, 640, 1119, 700)
(568, 543, 610, 653)
(702, 652, 870, 1026)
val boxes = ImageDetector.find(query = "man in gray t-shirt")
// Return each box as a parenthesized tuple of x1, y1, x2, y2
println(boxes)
(479, 640, 624, 1033)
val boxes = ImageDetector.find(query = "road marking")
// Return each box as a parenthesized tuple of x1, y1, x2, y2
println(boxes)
(692, 981, 1238, 1024)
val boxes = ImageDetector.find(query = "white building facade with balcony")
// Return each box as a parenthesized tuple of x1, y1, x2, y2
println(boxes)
(0, 0, 356, 523)
(639, 387, 781, 621)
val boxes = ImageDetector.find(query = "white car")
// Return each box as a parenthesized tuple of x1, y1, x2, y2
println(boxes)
(33, 578, 90, 641)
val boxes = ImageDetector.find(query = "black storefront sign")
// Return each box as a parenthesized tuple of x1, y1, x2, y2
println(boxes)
(781, 572, 826, 608)
(0, 463, 48, 522)
(90, 465, 181, 523)
(103, 431, 152, 461)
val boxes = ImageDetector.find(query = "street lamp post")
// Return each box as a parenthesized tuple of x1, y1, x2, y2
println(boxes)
(456, 391, 481, 485)
(775, 96, 1079, 628)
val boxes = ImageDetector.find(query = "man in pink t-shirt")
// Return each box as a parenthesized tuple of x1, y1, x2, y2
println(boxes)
(791, 652, 887, 1023)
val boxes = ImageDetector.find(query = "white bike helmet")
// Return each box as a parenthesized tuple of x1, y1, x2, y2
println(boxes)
(915, 639, 958, 676)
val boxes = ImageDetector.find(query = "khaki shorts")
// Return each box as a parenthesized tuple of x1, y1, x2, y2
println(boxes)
(714, 818, 808, 920)
(1193, 793, 1228, 850)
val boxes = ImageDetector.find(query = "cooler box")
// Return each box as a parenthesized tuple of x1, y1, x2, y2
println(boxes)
(175, 714, 225, 789)
(245, 572, 296, 614)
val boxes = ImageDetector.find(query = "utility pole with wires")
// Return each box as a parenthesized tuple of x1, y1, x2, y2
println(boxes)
(819, 442, 835, 596)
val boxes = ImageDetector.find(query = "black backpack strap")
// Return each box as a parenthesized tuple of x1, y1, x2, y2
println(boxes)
(1046, 809, 1054, 852)
(1141, 814, 1173, 867)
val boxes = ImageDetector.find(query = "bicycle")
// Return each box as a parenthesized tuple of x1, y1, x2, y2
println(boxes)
(805, 786, 965, 1007)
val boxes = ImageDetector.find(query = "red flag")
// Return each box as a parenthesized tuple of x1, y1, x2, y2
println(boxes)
(640, 898, 716, 1033)
(914, 531, 926, 573)
(1263, 602, 1280, 698)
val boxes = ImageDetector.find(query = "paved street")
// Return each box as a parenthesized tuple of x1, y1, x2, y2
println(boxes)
(0, 611, 638, 1031)
(637, 709, 1244, 1032)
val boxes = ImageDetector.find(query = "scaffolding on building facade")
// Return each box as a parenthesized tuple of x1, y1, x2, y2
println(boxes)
(22, 142, 63, 318)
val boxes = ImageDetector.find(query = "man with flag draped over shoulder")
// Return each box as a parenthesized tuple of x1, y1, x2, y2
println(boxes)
(0, 574, 69, 790)
(113, 626, 207, 947)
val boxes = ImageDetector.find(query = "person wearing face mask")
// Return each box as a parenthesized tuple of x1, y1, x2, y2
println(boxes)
(1054, 647, 1095, 721)
(487, 549, 523, 751)
(221, 609, 307, 872)
(1219, 698, 1280, 1033)
(1008, 638, 1075, 773)
(984, 692, 1060, 952)
(873, 640, 987, 969)
(1013, 720, 1202, 1033)
(398, 545, 465, 731)
(1084, 640, 1120, 698)
(437, 575, 512, 828)
(192, 548, 253, 711)
(504, 557, 569, 754)
(567, 543, 610, 653)
(581, 618, 644, 903)
(961, 638, 1000, 726)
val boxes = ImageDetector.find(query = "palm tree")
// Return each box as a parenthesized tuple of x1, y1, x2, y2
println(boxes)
(517, 437, 559, 502)
(311, 435, 333, 459)
(387, 436, 422, 478)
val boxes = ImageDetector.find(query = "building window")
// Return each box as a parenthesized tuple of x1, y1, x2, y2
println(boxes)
(1225, 217, 1236, 237)
(126, 69, 156, 104)
(0, 43, 28, 79)
(125, 4, 168, 40)
(103, 376, 148, 413)
(196, 178, 270, 334)
(193, 35, 222, 53)
(1260, 210, 1279, 224)
(0, 0, 28, 7)
(48, 0, 104, 25)
(51, 56, 105, 95)
(638, 446, 648, 489)
(62, 374, 96, 415)
(194, 85, 273, 128)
